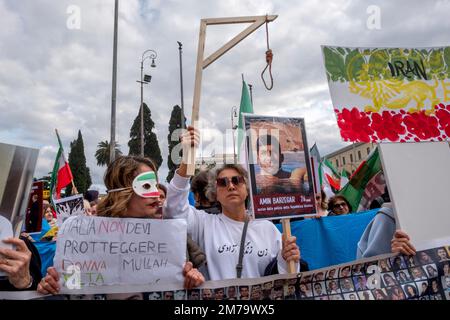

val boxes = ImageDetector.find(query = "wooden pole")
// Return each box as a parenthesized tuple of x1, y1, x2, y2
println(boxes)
(281, 218, 297, 274)
(71, 180, 78, 195)
(186, 15, 278, 175)
(186, 20, 207, 175)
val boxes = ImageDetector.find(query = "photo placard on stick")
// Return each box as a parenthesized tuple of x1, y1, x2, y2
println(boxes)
(54, 215, 187, 293)
(243, 114, 316, 220)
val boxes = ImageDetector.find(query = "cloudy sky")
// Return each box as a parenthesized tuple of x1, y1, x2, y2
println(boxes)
(1, 0, 449, 188)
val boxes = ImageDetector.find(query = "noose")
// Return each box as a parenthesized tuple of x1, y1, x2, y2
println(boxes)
(261, 15, 273, 90)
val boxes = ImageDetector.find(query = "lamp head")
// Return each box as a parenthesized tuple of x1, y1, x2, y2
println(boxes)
(151, 59, 156, 68)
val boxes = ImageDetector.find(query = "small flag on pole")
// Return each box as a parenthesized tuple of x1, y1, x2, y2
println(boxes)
(319, 159, 341, 199)
(50, 129, 74, 201)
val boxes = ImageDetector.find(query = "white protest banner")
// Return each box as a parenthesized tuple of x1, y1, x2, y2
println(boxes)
(378, 141, 450, 245)
(54, 215, 187, 293)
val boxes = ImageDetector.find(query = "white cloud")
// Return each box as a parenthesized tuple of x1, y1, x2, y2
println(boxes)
(1, 0, 449, 187)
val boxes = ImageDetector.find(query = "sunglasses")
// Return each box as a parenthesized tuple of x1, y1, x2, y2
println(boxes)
(216, 175, 245, 187)
(333, 202, 348, 208)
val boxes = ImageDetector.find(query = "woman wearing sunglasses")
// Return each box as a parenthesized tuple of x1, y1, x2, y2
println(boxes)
(164, 127, 300, 280)
(37, 156, 205, 297)
(328, 195, 352, 216)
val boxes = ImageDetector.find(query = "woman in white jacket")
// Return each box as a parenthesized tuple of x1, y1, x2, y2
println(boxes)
(164, 127, 300, 280)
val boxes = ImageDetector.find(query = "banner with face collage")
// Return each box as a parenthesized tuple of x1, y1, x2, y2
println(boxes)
(3, 244, 448, 300)
(144, 245, 450, 301)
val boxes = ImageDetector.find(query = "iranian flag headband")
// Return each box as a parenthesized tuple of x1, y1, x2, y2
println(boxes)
(107, 171, 160, 198)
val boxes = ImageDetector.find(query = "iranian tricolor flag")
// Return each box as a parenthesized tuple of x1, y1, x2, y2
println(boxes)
(319, 159, 341, 198)
(50, 130, 74, 200)
(340, 169, 349, 189)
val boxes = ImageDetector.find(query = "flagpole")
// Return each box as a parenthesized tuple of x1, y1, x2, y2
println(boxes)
(71, 181, 78, 195)
(55, 128, 62, 148)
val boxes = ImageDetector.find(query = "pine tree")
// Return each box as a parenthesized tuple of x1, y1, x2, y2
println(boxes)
(128, 103, 162, 169)
(66, 130, 92, 195)
(166, 105, 186, 182)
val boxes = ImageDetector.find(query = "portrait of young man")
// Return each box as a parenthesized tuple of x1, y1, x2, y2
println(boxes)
(243, 114, 315, 220)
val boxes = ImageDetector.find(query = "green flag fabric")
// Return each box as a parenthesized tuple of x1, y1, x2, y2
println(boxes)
(340, 169, 349, 189)
(237, 80, 253, 160)
(338, 147, 382, 212)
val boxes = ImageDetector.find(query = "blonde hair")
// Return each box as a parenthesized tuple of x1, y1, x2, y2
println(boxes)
(96, 156, 158, 217)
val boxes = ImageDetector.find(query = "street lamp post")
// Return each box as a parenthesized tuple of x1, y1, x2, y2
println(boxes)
(231, 106, 238, 164)
(109, 0, 119, 164)
(177, 41, 185, 129)
(137, 49, 157, 157)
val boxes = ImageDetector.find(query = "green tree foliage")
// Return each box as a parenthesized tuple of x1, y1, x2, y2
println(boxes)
(128, 103, 162, 169)
(166, 105, 186, 182)
(95, 140, 122, 166)
(66, 130, 92, 195)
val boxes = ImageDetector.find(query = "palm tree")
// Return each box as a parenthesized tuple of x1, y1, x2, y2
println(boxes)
(95, 140, 122, 166)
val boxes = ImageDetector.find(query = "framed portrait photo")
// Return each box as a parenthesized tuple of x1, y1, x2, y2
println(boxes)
(242, 114, 316, 220)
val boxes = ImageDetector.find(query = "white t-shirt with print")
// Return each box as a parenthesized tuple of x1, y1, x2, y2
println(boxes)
(164, 172, 298, 281)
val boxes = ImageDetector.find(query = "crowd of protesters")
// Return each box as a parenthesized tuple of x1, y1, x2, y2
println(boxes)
(0, 127, 422, 299)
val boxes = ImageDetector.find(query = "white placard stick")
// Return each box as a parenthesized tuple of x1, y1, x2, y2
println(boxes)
(281, 218, 296, 274)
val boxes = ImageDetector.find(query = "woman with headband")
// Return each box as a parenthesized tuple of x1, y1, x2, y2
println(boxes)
(38, 156, 204, 296)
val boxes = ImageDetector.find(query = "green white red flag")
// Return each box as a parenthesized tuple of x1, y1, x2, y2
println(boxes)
(340, 169, 349, 189)
(319, 159, 341, 193)
(50, 130, 74, 200)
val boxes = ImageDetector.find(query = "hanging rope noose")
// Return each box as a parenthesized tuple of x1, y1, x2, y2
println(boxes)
(261, 15, 273, 90)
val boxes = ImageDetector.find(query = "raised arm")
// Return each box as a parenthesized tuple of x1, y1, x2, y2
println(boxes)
(163, 126, 208, 244)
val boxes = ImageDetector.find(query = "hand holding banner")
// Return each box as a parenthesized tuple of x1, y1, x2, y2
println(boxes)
(53, 215, 187, 293)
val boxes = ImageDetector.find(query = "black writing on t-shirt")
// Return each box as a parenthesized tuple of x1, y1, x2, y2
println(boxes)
(216, 241, 269, 257)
